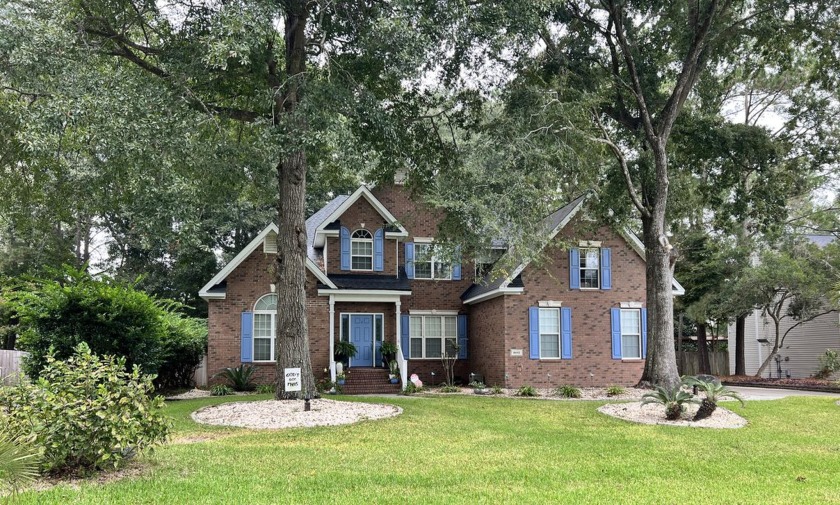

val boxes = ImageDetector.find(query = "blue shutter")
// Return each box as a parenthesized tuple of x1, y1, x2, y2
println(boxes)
(610, 308, 622, 360)
(452, 246, 462, 280)
(457, 314, 468, 359)
(240, 311, 253, 363)
(641, 308, 648, 358)
(561, 307, 573, 359)
(570, 248, 580, 289)
(600, 248, 612, 290)
(373, 228, 384, 271)
(405, 242, 415, 279)
(400, 314, 410, 359)
(529, 307, 540, 359)
(340, 226, 351, 270)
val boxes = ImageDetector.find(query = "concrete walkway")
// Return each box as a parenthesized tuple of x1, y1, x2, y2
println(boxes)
(729, 386, 840, 400)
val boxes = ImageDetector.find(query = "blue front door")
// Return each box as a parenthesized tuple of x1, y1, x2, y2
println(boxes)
(350, 315, 374, 367)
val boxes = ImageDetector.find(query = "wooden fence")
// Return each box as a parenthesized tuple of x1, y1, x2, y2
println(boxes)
(677, 350, 729, 377)
(0, 350, 28, 385)
(192, 355, 208, 387)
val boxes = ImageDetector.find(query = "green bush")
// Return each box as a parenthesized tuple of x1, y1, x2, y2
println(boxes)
(490, 385, 504, 395)
(154, 313, 207, 390)
(641, 386, 698, 420)
(255, 384, 275, 394)
(606, 385, 626, 397)
(439, 384, 460, 393)
(403, 383, 422, 395)
(12, 267, 205, 388)
(516, 385, 538, 397)
(556, 385, 582, 398)
(0, 344, 170, 473)
(816, 349, 840, 379)
(211, 384, 234, 396)
(213, 365, 256, 392)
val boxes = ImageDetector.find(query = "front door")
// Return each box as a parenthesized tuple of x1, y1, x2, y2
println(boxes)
(350, 315, 374, 367)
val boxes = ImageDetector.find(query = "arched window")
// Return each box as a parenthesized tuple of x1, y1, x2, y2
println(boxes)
(351, 229, 373, 270)
(253, 294, 277, 361)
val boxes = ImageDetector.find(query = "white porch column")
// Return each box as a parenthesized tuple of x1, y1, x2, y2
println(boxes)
(329, 295, 336, 382)
(395, 300, 407, 387)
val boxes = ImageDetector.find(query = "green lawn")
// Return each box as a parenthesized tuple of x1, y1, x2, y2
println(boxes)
(15, 394, 840, 504)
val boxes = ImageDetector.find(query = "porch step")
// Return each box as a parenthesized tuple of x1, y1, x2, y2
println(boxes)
(341, 367, 401, 395)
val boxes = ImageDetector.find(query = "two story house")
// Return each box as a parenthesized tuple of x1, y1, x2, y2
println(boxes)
(199, 182, 684, 393)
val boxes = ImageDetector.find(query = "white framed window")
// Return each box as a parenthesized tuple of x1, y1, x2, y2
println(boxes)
(580, 247, 600, 289)
(538, 308, 561, 359)
(620, 309, 642, 359)
(351, 229, 373, 270)
(414, 243, 451, 280)
(409, 315, 457, 359)
(253, 294, 277, 362)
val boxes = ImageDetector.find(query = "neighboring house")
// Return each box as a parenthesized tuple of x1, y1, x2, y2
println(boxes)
(728, 234, 840, 379)
(199, 183, 684, 392)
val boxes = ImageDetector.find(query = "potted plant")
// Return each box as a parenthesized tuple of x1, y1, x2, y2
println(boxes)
(336, 372, 347, 386)
(380, 342, 399, 367)
(388, 360, 400, 384)
(334, 341, 358, 367)
(470, 380, 488, 395)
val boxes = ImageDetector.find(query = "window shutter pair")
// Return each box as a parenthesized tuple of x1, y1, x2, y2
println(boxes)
(340, 226, 384, 271)
(403, 242, 461, 280)
(610, 307, 648, 359)
(569, 247, 612, 289)
(528, 307, 573, 360)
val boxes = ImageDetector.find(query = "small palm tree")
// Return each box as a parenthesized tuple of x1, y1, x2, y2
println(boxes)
(0, 427, 40, 496)
(213, 365, 256, 391)
(681, 377, 744, 421)
(641, 386, 698, 420)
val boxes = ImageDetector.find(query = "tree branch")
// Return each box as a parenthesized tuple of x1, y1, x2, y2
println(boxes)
(592, 111, 651, 218)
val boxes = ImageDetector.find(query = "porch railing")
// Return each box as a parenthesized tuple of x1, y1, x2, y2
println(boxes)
(395, 339, 408, 389)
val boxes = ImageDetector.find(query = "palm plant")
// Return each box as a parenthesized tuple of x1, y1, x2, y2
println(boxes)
(641, 386, 699, 420)
(681, 377, 745, 421)
(0, 427, 40, 496)
(213, 365, 256, 391)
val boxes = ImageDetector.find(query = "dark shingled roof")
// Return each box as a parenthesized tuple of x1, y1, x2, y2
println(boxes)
(306, 195, 350, 263)
(322, 269, 411, 291)
(460, 274, 523, 301)
(460, 194, 588, 302)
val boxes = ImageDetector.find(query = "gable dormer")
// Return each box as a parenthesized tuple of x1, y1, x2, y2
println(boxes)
(312, 186, 408, 275)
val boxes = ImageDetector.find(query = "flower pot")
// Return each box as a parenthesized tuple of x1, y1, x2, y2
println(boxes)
(474, 388, 488, 395)
(337, 379, 346, 386)
(390, 378, 399, 384)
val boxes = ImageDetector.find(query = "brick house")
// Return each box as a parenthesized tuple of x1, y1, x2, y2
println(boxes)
(199, 183, 684, 392)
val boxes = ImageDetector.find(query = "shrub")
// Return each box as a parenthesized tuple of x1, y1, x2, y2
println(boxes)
(315, 377, 335, 394)
(255, 384, 275, 394)
(0, 344, 170, 473)
(214, 365, 256, 391)
(815, 349, 840, 379)
(606, 385, 626, 397)
(469, 381, 486, 389)
(0, 426, 40, 495)
(641, 386, 698, 420)
(516, 385, 538, 397)
(556, 385, 582, 398)
(211, 384, 234, 396)
(154, 313, 207, 390)
(403, 383, 422, 395)
(439, 384, 460, 393)
(490, 385, 504, 395)
(681, 377, 744, 421)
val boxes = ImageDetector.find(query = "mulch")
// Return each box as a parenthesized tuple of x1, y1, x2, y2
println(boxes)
(721, 375, 840, 393)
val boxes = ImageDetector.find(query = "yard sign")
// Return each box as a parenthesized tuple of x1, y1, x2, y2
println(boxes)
(284, 367, 302, 392)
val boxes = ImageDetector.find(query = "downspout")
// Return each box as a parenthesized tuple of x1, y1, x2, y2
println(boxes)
(329, 295, 336, 382)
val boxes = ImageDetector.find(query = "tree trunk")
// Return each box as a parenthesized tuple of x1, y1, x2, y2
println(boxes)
(734, 313, 746, 375)
(696, 323, 710, 374)
(639, 171, 680, 390)
(274, 2, 315, 400)
(754, 319, 780, 378)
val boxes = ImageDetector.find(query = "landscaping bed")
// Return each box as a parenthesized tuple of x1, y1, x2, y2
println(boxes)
(721, 375, 840, 393)
(417, 385, 648, 400)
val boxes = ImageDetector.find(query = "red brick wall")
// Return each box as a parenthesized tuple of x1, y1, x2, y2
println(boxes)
(469, 296, 508, 387)
(206, 249, 329, 387)
(500, 214, 647, 388)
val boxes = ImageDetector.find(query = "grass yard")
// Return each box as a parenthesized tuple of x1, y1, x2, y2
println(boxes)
(14, 394, 840, 504)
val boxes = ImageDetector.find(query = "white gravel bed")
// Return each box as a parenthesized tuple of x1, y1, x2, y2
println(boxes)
(165, 388, 212, 400)
(598, 401, 747, 429)
(191, 399, 402, 429)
